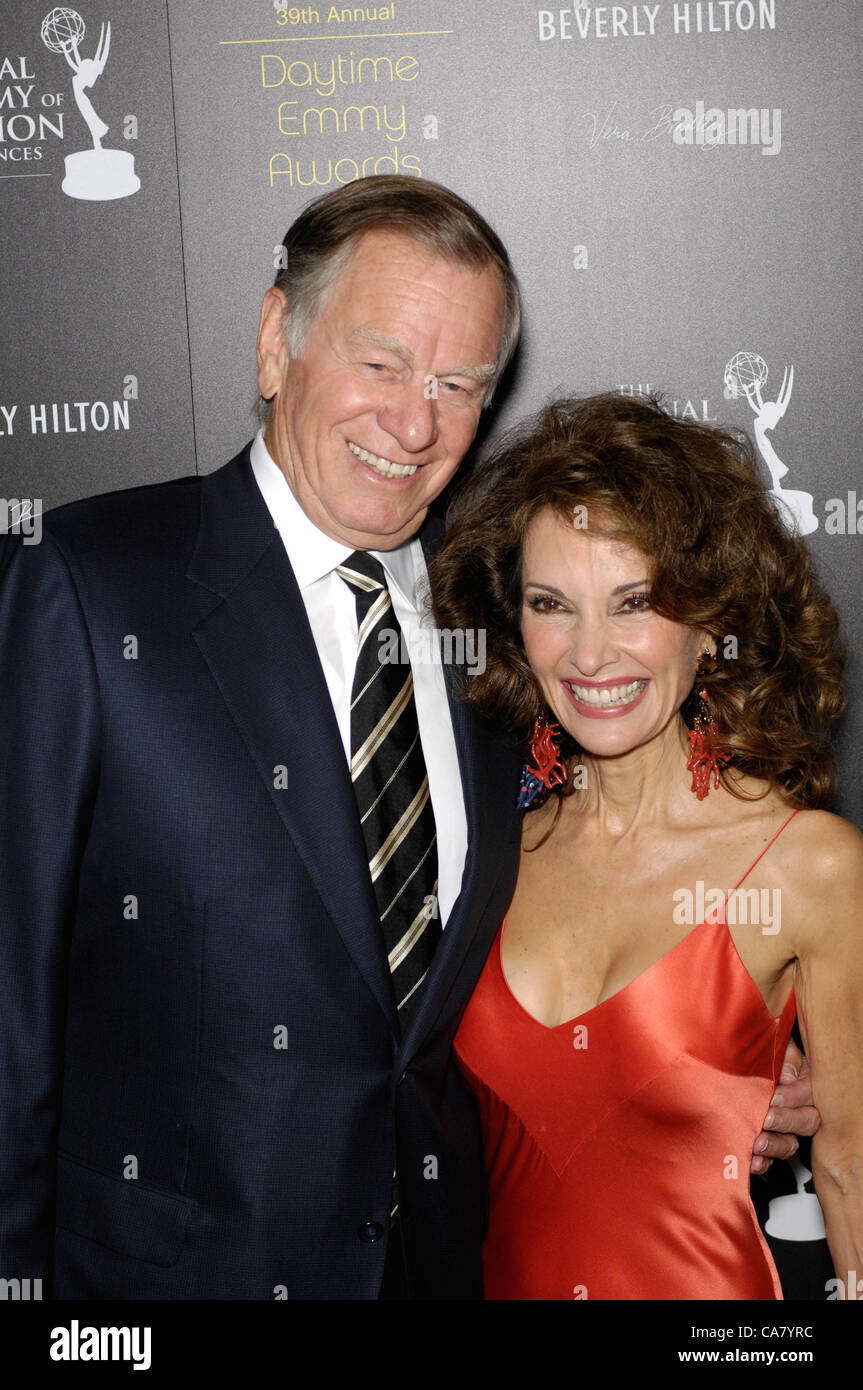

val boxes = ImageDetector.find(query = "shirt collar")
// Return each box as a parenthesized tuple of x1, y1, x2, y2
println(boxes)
(249, 429, 424, 609)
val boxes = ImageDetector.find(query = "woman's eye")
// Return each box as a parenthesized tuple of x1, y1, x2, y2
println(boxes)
(620, 594, 651, 612)
(526, 594, 562, 613)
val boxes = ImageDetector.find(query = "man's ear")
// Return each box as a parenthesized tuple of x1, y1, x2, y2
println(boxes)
(256, 287, 290, 401)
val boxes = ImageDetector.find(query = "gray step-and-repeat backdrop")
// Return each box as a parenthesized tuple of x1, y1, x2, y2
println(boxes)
(1, 1, 859, 1301)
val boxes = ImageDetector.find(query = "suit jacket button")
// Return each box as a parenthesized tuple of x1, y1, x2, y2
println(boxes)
(358, 1220, 384, 1243)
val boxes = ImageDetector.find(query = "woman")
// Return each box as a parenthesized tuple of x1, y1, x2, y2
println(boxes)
(429, 392, 863, 1300)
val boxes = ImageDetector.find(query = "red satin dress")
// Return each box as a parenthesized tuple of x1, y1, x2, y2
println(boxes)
(454, 810, 799, 1300)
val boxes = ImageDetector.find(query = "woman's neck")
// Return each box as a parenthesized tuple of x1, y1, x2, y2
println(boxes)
(572, 717, 700, 839)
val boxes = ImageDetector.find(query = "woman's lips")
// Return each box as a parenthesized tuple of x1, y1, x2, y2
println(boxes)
(561, 678, 649, 719)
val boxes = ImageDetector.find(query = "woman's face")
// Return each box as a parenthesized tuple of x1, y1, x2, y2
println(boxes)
(520, 509, 708, 759)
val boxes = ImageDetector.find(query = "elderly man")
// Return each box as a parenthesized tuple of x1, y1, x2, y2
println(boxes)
(0, 176, 814, 1300)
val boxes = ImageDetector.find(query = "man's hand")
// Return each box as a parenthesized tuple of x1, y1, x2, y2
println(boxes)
(751, 1040, 821, 1174)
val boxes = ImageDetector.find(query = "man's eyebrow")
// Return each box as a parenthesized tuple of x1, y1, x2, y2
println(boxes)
(351, 329, 496, 385)
(352, 328, 414, 367)
(439, 362, 497, 385)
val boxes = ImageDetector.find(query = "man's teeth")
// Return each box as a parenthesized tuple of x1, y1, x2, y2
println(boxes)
(568, 679, 646, 708)
(348, 441, 417, 478)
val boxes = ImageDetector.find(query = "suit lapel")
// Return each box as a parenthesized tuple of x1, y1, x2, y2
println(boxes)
(187, 447, 399, 1030)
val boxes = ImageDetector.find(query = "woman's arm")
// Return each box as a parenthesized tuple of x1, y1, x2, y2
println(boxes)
(792, 813, 863, 1291)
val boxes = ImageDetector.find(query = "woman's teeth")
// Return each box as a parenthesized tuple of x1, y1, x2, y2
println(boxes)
(348, 441, 418, 478)
(568, 679, 647, 708)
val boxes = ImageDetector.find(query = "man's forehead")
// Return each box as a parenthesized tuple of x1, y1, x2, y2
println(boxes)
(330, 228, 503, 303)
(320, 232, 504, 355)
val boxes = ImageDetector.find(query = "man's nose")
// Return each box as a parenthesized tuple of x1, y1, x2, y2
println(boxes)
(377, 377, 439, 453)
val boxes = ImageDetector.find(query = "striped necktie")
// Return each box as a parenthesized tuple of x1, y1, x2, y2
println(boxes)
(336, 551, 441, 1027)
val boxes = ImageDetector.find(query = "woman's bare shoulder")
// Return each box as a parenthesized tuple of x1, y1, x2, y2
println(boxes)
(778, 809, 863, 945)
(719, 777, 862, 883)
(788, 808, 863, 874)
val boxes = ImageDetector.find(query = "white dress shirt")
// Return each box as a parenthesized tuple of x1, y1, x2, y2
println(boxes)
(250, 430, 468, 927)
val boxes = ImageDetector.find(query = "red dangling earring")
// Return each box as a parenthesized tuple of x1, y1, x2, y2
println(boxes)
(527, 718, 568, 789)
(686, 683, 729, 799)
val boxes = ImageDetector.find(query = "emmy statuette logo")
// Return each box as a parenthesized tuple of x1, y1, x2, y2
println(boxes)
(764, 1155, 827, 1243)
(40, 7, 139, 201)
(723, 352, 818, 537)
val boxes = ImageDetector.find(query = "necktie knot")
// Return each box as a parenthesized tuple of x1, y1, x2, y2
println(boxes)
(336, 550, 387, 596)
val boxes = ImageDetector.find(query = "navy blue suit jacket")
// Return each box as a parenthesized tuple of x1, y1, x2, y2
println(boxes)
(0, 445, 522, 1299)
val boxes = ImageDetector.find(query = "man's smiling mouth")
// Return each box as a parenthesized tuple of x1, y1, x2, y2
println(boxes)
(348, 440, 419, 478)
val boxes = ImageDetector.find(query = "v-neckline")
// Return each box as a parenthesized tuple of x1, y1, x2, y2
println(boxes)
(498, 913, 704, 1031)
(498, 808, 800, 1032)
(498, 909, 795, 1033)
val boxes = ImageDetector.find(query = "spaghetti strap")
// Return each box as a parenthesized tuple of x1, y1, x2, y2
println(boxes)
(732, 808, 800, 890)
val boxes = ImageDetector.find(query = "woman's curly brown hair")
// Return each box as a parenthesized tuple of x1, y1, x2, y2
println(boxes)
(429, 392, 846, 808)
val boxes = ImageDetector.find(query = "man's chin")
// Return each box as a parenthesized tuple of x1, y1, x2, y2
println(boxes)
(335, 502, 429, 551)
